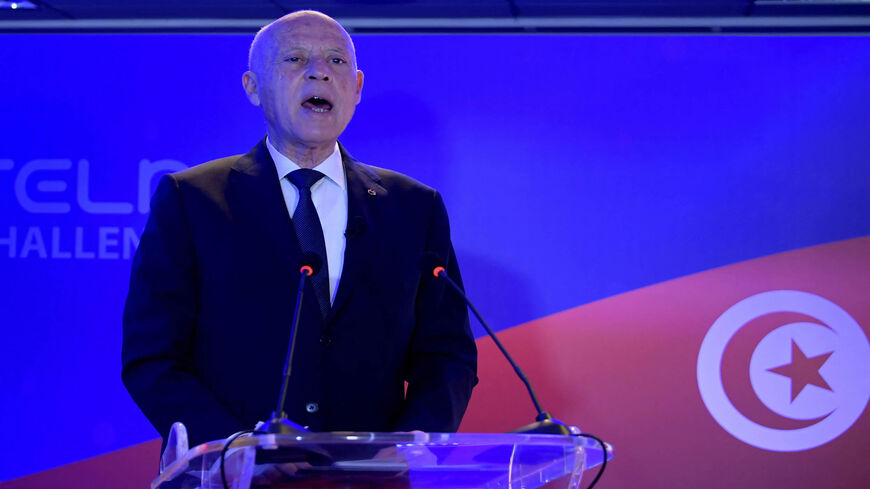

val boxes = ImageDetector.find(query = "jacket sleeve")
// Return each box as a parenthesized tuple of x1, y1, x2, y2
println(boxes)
(395, 190, 479, 432)
(122, 174, 244, 448)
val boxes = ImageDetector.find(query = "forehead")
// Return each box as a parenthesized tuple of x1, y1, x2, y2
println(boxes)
(269, 17, 352, 54)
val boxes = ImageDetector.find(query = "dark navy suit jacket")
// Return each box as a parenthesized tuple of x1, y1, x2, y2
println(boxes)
(122, 140, 477, 448)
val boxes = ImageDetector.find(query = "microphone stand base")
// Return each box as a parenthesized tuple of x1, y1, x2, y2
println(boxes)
(509, 412, 578, 435)
(261, 413, 310, 434)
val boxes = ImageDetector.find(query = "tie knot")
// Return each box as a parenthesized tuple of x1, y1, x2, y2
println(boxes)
(288, 169, 325, 191)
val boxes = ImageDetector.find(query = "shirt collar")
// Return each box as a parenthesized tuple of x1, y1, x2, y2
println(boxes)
(266, 137, 346, 190)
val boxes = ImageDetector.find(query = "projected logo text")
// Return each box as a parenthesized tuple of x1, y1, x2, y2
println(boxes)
(0, 157, 188, 260)
(697, 290, 870, 452)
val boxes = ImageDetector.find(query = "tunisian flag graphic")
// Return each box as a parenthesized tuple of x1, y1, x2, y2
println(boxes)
(461, 236, 870, 489)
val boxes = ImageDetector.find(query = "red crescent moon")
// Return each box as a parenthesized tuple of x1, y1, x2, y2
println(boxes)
(720, 311, 832, 429)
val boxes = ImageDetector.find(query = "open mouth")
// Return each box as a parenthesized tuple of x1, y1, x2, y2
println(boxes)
(302, 96, 333, 113)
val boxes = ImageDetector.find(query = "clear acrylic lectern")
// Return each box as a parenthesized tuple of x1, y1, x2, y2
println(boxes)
(153, 422, 612, 489)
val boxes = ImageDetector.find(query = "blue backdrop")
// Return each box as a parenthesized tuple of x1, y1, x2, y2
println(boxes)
(1, 33, 868, 480)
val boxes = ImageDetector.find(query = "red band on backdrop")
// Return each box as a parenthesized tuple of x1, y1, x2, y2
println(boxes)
(7, 237, 868, 488)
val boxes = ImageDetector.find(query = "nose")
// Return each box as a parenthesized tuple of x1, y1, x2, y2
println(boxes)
(306, 59, 330, 82)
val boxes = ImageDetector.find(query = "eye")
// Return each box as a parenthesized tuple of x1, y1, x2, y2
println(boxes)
(285, 56, 302, 63)
(330, 57, 347, 64)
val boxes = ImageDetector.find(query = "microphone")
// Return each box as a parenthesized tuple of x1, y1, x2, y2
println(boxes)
(418, 252, 573, 435)
(345, 216, 367, 238)
(261, 252, 323, 434)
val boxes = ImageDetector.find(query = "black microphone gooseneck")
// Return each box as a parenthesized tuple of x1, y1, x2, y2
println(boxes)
(261, 252, 323, 434)
(419, 254, 609, 489)
(418, 253, 571, 435)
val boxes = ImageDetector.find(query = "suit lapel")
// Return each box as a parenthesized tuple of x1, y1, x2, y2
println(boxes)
(328, 145, 385, 322)
(227, 139, 303, 281)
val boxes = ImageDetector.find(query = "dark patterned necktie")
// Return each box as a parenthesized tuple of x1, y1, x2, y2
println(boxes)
(287, 169, 330, 318)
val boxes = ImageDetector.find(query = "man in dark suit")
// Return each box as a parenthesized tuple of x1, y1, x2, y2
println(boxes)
(122, 10, 477, 449)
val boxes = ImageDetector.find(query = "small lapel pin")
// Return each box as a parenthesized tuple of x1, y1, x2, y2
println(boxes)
(367, 188, 377, 196)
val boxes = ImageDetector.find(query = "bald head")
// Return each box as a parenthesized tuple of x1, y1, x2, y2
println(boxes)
(241, 9, 365, 167)
(248, 10, 358, 76)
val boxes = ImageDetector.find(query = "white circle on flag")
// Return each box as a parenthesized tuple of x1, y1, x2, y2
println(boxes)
(697, 290, 870, 452)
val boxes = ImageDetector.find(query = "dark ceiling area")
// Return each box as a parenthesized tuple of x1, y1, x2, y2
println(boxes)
(1, 0, 869, 34)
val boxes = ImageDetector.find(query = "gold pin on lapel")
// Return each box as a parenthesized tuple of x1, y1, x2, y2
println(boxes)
(367, 188, 377, 196)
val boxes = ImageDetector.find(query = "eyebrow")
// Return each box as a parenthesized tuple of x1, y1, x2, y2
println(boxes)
(277, 45, 350, 55)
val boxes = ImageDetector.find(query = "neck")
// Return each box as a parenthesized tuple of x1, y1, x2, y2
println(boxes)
(271, 138, 336, 169)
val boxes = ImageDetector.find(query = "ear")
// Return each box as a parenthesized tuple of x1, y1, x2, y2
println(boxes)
(242, 71, 261, 106)
(354, 69, 364, 105)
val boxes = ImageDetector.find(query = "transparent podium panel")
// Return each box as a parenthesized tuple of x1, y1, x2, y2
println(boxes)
(153, 427, 613, 489)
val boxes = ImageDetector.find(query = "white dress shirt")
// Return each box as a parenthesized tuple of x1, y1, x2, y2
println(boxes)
(266, 138, 347, 304)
